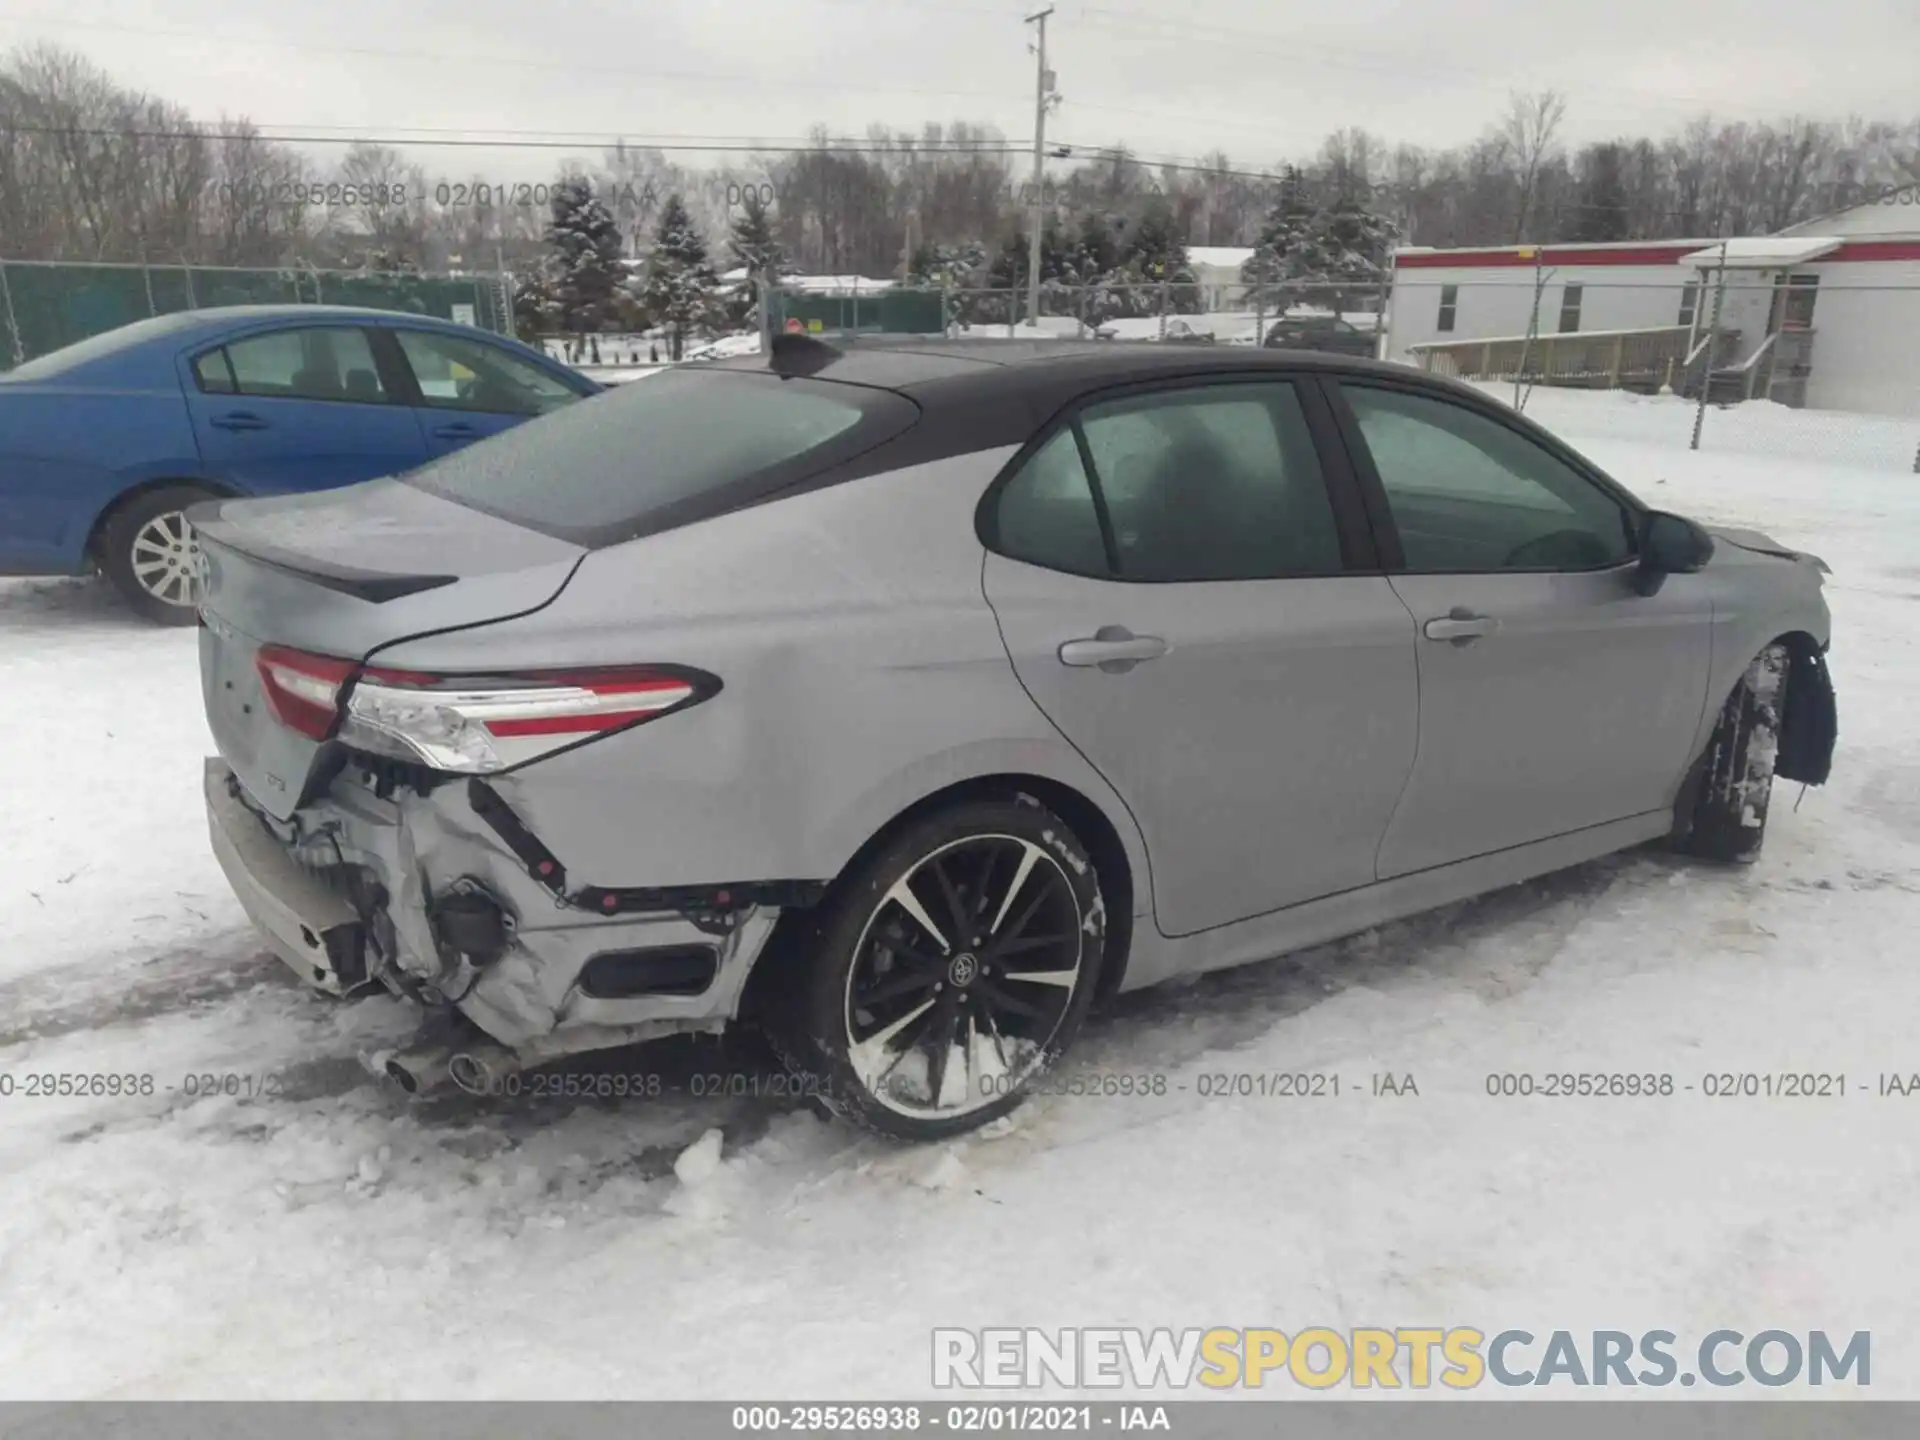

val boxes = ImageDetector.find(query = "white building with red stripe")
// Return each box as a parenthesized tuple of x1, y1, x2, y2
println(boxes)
(1384, 195, 1920, 417)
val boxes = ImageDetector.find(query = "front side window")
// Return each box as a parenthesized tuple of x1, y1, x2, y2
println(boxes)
(212, 327, 388, 404)
(990, 381, 1345, 583)
(1341, 383, 1634, 573)
(395, 329, 582, 416)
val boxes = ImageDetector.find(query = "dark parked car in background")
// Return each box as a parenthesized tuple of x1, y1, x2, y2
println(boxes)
(1264, 314, 1379, 359)
(0, 306, 598, 623)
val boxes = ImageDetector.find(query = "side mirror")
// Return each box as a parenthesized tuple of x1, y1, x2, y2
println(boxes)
(1635, 511, 1715, 596)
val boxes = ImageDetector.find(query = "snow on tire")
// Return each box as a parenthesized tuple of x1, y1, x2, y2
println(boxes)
(1681, 643, 1788, 863)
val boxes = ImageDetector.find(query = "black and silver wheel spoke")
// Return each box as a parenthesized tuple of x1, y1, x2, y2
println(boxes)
(846, 832, 1085, 1119)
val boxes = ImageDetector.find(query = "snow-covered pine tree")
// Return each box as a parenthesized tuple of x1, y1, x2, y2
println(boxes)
(726, 189, 787, 327)
(1242, 167, 1329, 317)
(641, 193, 720, 360)
(1310, 192, 1398, 312)
(1124, 196, 1199, 314)
(542, 175, 626, 337)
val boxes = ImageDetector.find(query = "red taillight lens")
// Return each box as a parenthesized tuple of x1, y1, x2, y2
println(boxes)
(254, 645, 356, 740)
(338, 665, 714, 774)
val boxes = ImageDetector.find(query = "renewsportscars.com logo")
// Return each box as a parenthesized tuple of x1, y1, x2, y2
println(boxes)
(931, 1327, 1871, 1391)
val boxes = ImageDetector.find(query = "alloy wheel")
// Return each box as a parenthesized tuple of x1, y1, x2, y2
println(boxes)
(842, 833, 1085, 1119)
(129, 510, 202, 610)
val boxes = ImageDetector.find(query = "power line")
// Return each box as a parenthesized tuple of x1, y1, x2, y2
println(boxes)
(0, 122, 1032, 155)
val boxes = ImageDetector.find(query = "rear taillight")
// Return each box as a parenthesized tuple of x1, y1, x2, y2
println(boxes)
(337, 665, 713, 774)
(255, 645, 356, 741)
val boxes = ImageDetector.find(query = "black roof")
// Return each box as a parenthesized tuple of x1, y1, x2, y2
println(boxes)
(723, 334, 1433, 406)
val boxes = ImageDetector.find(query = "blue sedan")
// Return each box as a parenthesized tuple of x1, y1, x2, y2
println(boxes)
(0, 305, 600, 623)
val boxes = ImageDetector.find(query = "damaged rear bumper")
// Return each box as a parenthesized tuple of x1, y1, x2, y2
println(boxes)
(202, 756, 815, 1057)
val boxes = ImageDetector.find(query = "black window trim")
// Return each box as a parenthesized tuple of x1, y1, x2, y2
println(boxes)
(975, 369, 1382, 583)
(1317, 372, 1647, 578)
(185, 323, 396, 406)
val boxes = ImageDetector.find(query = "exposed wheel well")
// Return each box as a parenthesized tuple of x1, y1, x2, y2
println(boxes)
(85, 478, 233, 564)
(1671, 629, 1824, 837)
(739, 774, 1139, 1027)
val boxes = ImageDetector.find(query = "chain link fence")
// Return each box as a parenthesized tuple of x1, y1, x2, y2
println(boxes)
(1387, 273, 1920, 475)
(0, 260, 516, 371)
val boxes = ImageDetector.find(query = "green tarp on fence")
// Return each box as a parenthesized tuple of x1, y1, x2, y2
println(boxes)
(0, 261, 512, 370)
(768, 288, 946, 336)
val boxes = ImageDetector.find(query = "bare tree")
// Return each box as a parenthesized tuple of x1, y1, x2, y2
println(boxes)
(1500, 89, 1567, 242)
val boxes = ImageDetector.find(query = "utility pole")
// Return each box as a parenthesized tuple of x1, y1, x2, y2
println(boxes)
(1025, 6, 1056, 330)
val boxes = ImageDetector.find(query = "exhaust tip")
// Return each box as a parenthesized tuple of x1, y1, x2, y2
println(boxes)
(384, 1059, 421, 1094)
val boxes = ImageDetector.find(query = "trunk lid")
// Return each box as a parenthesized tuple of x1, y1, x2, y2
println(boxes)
(193, 479, 583, 819)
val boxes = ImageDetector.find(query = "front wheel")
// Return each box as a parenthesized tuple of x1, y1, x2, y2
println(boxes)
(778, 797, 1108, 1141)
(99, 485, 217, 625)
(1678, 644, 1789, 863)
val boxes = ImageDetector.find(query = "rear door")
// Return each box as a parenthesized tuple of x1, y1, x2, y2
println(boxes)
(184, 323, 428, 495)
(981, 376, 1418, 938)
(383, 325, 590, 458)
(1326, 377, 1714, 878)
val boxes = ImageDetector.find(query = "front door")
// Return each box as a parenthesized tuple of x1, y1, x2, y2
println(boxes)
(1329, 379, 1714, 879)
(981, 377, 1418, 937)
(184, 324, 428, 495)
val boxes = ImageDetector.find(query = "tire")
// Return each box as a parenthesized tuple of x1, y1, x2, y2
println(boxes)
(770, 795, 1109, 1142)
(99, 485, 216, 626)
(1679, 643, 1789, 863)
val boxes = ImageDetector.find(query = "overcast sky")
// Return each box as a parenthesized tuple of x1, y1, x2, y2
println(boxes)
(4, 0, 1917, 181)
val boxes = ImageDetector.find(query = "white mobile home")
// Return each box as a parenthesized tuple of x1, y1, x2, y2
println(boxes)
(1384, 199, 1920, 417)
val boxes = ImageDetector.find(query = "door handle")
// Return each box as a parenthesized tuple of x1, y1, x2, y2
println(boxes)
(431, 423, 480, 440)
(210, 411, 267, 431)
(1422, 607, 1499, 644)
(1058, 626, 1169, 673)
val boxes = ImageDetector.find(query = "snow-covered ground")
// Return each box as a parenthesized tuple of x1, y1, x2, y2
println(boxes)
(3, 390, 1918, 1399)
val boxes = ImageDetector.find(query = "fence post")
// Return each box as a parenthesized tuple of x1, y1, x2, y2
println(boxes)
(1608, 333, 1625, 389)
(143, 263, 157, 317)
(757, 275, 773, 353)
(0, 261, 23, 368)
(1691, 243, 1728, 452)
(1007, 288, 1016, 339)
(1376, 275, 1391, 360)
(940, 280, 952, 337)
(183, 265, 197, 309)
(1158, 279, 1169, 340)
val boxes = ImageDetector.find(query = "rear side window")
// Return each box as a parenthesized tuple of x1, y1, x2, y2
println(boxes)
(988, 380, 1344, 583)
(194, 350, 236, 393)
(991, 430, 1108, 577)
(214, 327, 389, 404)
(404, 369, 915, 546)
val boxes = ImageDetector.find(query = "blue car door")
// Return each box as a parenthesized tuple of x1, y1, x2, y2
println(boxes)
(183, 323, 429, 495)
(384, 325, 590, 459)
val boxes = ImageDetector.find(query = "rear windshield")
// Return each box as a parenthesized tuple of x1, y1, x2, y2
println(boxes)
(404, 368, 916, 546)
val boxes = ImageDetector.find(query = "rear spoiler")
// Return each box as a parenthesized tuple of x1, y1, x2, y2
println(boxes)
(190, 499, 457, 605)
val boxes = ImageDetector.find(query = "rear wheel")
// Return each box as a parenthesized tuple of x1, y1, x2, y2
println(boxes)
(775, 797, 1108, 1141)
(100, 485, 216, 626)
(1679, 644, 1789, 863)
